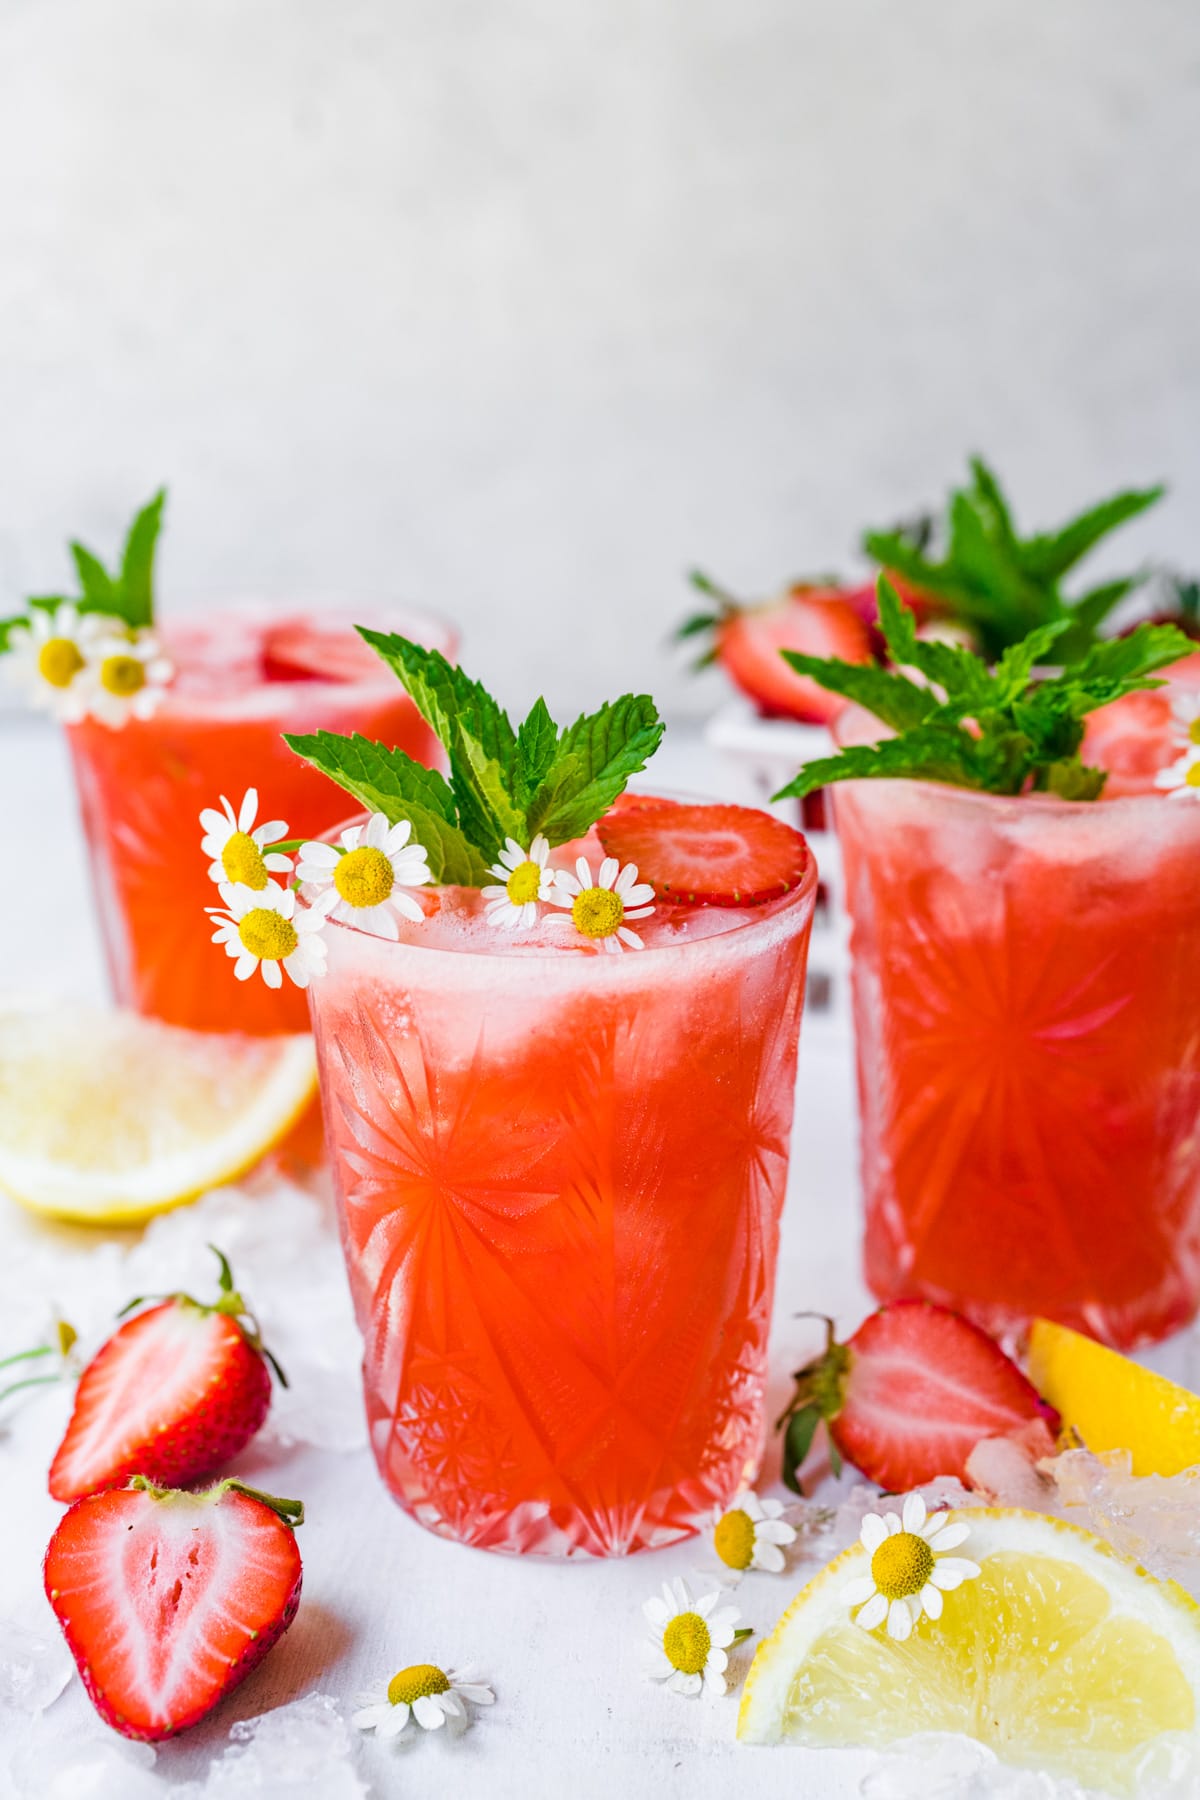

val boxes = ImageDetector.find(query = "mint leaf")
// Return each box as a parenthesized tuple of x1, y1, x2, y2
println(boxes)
(70, 542, 119, 613)
(283, 730, 489, 886)
(863, 460, 1165, 660)
(781, 652, 935, 732)
(529, 695, 664, 841)
(513, 697, 559, 807)
(775, 726, 984, 800)
(774, 586, 1192, 803)
(118, 489, 166, 629)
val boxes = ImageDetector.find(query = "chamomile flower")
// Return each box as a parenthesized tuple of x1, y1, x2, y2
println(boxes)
(482, 835, 556, 929)
(710, 1490, 797, 1578)
(642, 1578, 743, 1698)
(208, 881, 334, 990)
(352, 1663, 494, 1740)
(0, 1309, 82, 1404)
(1169, 688, 1200, 753)
(546, 855, 656, 953)
(295, 813, 432, 939)
(841, 1494, 980, 1642)
(1154, 749, 1200, 799)
(200, 789, 294, 892)
(1, 603, 112, 722)
(79, 626, 174, 727)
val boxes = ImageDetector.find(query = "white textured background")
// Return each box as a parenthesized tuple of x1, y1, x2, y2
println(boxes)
(0, 0, 1198, 719)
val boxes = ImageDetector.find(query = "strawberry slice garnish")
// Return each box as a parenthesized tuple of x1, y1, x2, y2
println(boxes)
(45, 1477, 303, 1741)
(678, 572, 875, 723)
(48, 1247, 282, 1503)
(260, 619, 386, 684)
(598, 799, 809, 907)
(778, 1300, 1060, 1494)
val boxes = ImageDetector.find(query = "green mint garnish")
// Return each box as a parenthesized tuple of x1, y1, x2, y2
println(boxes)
(0, 492, 167, 650)
(285, 633, 664, 880)
(864, 456, 1163, 661)
(774, 577, 1191, 803)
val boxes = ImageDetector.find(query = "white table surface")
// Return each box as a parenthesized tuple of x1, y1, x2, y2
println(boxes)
(0, 717, 1185, 1800)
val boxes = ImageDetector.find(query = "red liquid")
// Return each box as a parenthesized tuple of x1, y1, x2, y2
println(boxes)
(307, 837, 817, 1555)
(67, 606, 454, 1035)
(836, 757, 1200, 1349)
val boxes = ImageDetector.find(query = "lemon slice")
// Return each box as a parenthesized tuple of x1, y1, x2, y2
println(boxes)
(0, 1008, 317, 1224)
(738, 1508, 1200, 1794)
(1028, 1316, 1200, 1478)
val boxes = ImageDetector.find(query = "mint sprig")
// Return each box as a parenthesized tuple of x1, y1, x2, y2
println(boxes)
(775, 578, 1191, 803)
(864, 457, 1163, 661)
(0, 491, 167, 651)
(285, 634, 664, 878)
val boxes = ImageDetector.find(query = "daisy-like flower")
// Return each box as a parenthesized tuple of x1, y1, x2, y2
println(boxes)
(841, 1494, 980, 1643)
(642, 1577, 743, 1698)
(1168, 688, 1200, 753)
(208, 881, 335, 989)
(1, 603, 112, 722)
(295, 813, 432, 939)
(352, 1663, 494, 1741)
(200, 789, 294, 892)
(79, 626, 174, 727)
(482, 835, 556, 929)
(711, 1490, 797, 1577)
(1155, 748, 1200, 799)
(546, 855, 656, 953)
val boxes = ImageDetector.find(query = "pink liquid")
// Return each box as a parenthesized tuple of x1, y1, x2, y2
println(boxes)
(67, 604, 455, 1035)
(307, 823, 817, 1555)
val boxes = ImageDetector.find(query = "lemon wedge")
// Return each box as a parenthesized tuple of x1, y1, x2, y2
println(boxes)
(0, 1008, 317, 1224)
(738, 1508, 1200, 1794)
(1028, 1316, 1200, 1478)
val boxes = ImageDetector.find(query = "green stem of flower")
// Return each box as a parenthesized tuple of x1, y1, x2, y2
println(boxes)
(732, 1627, 754, 1644)
(0, 1373, 61, 1404)
(0, 1345, 53, 1371)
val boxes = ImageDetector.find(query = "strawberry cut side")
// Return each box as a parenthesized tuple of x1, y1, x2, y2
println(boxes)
(45, 1479, 303, 1741)
(598, 801, 809, 907)
(779, 1300, 1059, 1494)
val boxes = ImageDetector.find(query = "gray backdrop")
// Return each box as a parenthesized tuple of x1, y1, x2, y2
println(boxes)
(1, 0, 1196, 718)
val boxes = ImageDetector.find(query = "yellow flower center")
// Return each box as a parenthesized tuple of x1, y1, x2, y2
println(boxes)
(37, 637, 85, 688)
(237, 908, 298, 962)
(220, 830, 269, 890)
(387, 1663, 450, 1706)
(870, 1531, 934, 1600)
(1189, 719, 1200, 746)
(334, 845, 395, 909)
(714, 1507, 757, 1571)
(99, 653, 146, 697)
(662, 1611, 712, 1676)
(571, 886, 624, 938)
(1186, 762, 1200, 789)
(506, 860, 543, 906)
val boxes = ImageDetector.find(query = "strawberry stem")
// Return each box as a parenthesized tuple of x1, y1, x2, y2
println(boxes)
(128, 1475, 305, 1528)
(0, 1344, 54, 1371)
(0, 1372, 61, 1404)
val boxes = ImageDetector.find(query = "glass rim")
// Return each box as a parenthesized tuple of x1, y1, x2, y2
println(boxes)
(305, 791, 820, 966)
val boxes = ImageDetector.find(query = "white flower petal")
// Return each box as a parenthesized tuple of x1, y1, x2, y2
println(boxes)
(902, 1493, 926, 1535)
(752, 1540, 786, 1572)
(855, 1593, 888, 1632)
(920, 1581, 943, 1620)
(925, 1521, 970, 1552)
(886, 1599, 914, 1642)
(412, 1694, 446, 1730)
(860, 1513, 888, 1554)
(841, 1576, 878, 1607)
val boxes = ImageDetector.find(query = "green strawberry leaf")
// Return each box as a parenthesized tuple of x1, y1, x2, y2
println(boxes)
(283, 730, 488, 886)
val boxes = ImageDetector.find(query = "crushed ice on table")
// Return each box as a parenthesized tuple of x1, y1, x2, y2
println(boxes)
(0, 1172, 366, 1455)
(8, 1726, 159, 1800)
(0, 1614, 72, 1715)
(173, 1693, 368, 1800)
(860, 1735, 1086, 1799)
(1047, 1448, 1200, 1596)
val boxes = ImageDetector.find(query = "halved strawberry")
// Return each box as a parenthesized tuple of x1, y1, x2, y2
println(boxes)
(261, 619, 385, 684)
(778, 1301, 1059, 1494)
(45, 1477, 303, 1741)
(598, 800, 809, 907)
(48, 1247, 282, 1503)
(678, 573, 874, 723)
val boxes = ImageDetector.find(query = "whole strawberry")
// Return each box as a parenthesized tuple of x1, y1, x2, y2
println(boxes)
(45, 1476, 303, 1740)
(48, 1246, 283, 1502)
(778, 1300, 1059, 1493)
